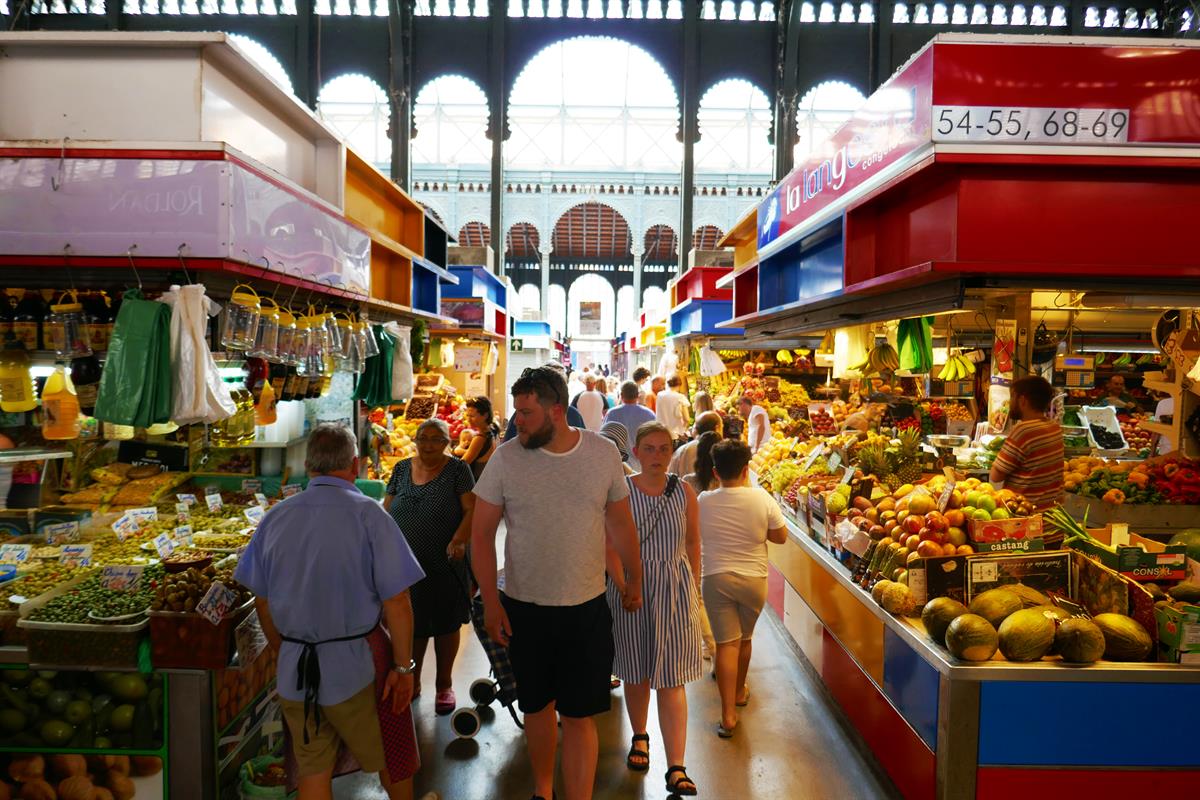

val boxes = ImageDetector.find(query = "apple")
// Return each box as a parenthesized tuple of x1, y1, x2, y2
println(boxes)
(916, 539, 942, 559)
(849, 508, 864, 520)
(904, 534, 921, 551)
(924, 512, 948, 533)
(884, 520, 898, 536)
(945, 509, 965, 529)
(918, 526, 936, 542)
(868, 525, 886, 539)
(946, 527, 967, 547)
(955, 544, 975, 555)
(903, 515, 924, 536)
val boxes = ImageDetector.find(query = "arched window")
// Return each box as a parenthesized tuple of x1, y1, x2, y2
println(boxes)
(518, 284, 542, 320)
(642, 286, 668, 320)
(458, 221, 491, 247)
(317, 75, 390, 174)
(226, 34, 294, 95)
(794, 80, 868, 164)
(568, 274, 618, 338)
(696, 79, 773, 176)
(693, 225, 725, 250)
(507, 37, 681, 170)
(643, 225, 679, 264)
(413, 75, 491, 166)
(617, 285, 637, 336)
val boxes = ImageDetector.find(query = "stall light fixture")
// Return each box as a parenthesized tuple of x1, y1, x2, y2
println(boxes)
(30, 366, 56, 379)
(218, 367, 247, 379)
(1077, 345, 1161, 354)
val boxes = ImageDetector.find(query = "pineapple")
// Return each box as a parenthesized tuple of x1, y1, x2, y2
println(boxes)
(892, 428, 925, 485)
(858, 442, 894, 488)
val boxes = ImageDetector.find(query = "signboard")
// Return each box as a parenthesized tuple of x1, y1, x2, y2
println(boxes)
(580, 302, 602, 337)
(454, 345, 484, 374)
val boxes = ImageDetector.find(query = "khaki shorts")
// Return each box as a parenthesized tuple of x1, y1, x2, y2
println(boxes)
(702, 572, 768, 644)
(281, 682, 385, 777)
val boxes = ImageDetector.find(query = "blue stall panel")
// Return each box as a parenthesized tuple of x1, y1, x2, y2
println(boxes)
(979, 681, 1200, 767)
(882, 627, 940, 750)
(757, 221, 844, 313)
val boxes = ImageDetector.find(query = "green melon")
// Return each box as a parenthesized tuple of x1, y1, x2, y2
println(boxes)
(968, 588, 1024, 628)
(997, 608, 1057, 662)
(1033, 605, 1073, 654)
(880, 583, 917, 616)
(1168, 582, 1200, 603)
(1004, 583, 1051, 609)
(1168, 529, 1200, 564)
(922, 597, 969, 646)
(945, 614, 999, 662)
(1055, 618, 1106, 664)
(871, 580, 895, 606)
(1092, 613, 1153, 662)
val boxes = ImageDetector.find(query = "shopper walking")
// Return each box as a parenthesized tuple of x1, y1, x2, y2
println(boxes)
(608, 422, 702, 797)
(740, 395, 772, 453)
(698, 440, 788, 738)
(632, 367, 652, 405)
(599, 421, 636, 476)
(605, 381, 657, 460)
(385, 418, 476, 716)
(669, 410, 723, 478)
(574, 374, 609, 431)
(504, 361, 587, 438)
(691, 390, 714, 417)
(681, 430, 722, 660)
(646, 375, 666, 413)
(236, 424, 433, 800)
(655, 375, 691, 448)
(456, 396, 498, 481)
(472, 366, 643, 800)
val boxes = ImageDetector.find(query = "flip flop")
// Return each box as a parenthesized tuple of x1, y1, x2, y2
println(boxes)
(434, 690, 456, 716)
(717, 721, 736, 739)
(736, 686, 751, 707)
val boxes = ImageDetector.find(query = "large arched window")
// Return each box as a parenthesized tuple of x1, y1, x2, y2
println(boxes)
(507, 37, 681, 170)
(696, 79, 772, 175)
(412, 75, 491, 166)
(227, 34, 294, 95)
(794, 80, 867, 163)
(317, 75, 391, 174)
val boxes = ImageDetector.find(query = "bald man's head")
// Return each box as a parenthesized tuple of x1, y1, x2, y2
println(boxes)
(695, 411, 723, 437)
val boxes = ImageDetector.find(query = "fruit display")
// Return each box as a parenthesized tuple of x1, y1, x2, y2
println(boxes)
(936, 351, 978, 382)
(5, 568, 95, 610)
(1119, 412, 1153, 456)
(27, 567, 164, 624)
(1064, 456, 1200, 504)
(214, 645, 278, 732)
(808, 406, 837, 435)
(151, 562, 249, 614)
(0, 670, 163, 751)
(0, 754, 163, 799)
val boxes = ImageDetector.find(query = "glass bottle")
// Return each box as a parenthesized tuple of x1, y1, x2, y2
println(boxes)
(0, 334, 37, 413)
(70, 353, 103, 416)
(245, 357, 270, 405)
(11, 291, 46, 352)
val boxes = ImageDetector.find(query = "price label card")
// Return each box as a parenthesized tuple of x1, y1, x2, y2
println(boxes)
(173, 525, 193, 547)
(932, 106, 1129, 145)
(111, 513, 140, 543)
(176, 493, 197, 507)
(205, 485, 222, 496)
(242, 479, 263, 494)
(59, 544, 93, 567)
(206, 493, 224, 512)
(153, 532, 176, 559)
(100, 565, 144, 592)
(827, 452, 843, 473)
(938, 480, 958, 513)
(129, 507, 159, 524)
(801, 445, 826, 473)
(243, 506, 266, 525)
(45, 521, 80, 545)
(254, 493, 269, 509)
(840, 466, 855, 485)
(281, 483, 303, 498)
(970, 560, 998, 585)
(0, 544, 32, 565)
(946, 420, 973, 438)
(197, 581, 239, 625)
(175, 502, 190, 522)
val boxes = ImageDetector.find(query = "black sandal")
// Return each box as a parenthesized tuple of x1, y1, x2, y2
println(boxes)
(626, 733, 651, 772)
(665, 765, 698, 796)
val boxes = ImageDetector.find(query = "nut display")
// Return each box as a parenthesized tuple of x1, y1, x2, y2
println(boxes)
(0, 753, 161, 799)
(151, 564, 248, 614)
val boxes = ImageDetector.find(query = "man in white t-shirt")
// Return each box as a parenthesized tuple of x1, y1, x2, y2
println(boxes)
(1153, 395, 1175, 454)
(740, 395, 771, 453)
(698, 439, 787, 739)
(574, 375, 608, 431)
(655, 375, 691, 445)
(472, 366, 642, 800)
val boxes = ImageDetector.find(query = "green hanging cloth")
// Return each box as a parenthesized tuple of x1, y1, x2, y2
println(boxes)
(94, 288, 173, 427)
(898, 317, 936, 374)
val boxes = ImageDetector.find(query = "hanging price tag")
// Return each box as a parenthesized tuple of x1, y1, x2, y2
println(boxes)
(801, 444, 827, 473)
(153, 533, 176, 559)
(59, 544, 93, 567)
(197, 581, 239, 625)
(281, 483, 303, 498)
(206, 492, 224, 512)
(0, 544, 31, 565)
(129, 507, 159, 524)
(173, 525, 193, 547)
(938, 480, 958, 513)
(111, 514, 140, 543)
(176, 493, 197, 507)
(827, 452, 843, 473)
(242, 479, 263, 494)
(100, 565, 144, 592)
(45, 521, 80, 545)
(243, 506, 266, 525)
(254, 493, 269, 509)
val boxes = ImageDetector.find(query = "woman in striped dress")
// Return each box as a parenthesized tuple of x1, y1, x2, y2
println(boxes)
(606, 422, 703, 797)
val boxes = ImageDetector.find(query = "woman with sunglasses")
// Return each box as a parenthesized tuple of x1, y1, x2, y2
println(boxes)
(385, 418, 476, 716)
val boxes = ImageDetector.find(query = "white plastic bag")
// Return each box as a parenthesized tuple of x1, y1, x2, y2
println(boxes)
(159, 284, 236, 425)
(385, 323, 413, 401)
(700, 345, 727, 377)
(656, 349, 678, 377)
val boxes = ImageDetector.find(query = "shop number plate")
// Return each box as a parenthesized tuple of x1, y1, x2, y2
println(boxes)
(933, 106, 1129, 145)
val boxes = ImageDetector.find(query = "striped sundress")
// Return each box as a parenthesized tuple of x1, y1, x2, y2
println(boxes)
(608, 476, 704, 689)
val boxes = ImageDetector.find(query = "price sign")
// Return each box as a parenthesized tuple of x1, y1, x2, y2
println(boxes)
(281, 483, 303, 498)
(45, 521, 80, 545)
(946, 420, 974, 438)
(204, 485, 221, 496)
(938, 480, 958, 513)
(173, 525, 193, 547)
(970, 560, 998, 585)
(59, 544, 93, 567)
(0, 544, 31, 565)
(129, 507, 159, 524)
(932, 106, 1129, 145)
(827, 452, 843, 473)
(801, 445, 827, 473)
(175, 502, 190, 522)
(254, 493, 269, 509)
(153, 533, 176, 559)
(243, 506, 266, 525)
(197, 581, 239, 625)
(100, 565, 144, 592)
(176, 493, 197, 507)
(840, 467, 855, 485)
(206, 492, 224, 512)
(242, 479, 263, 494)
(111, 513, 140, 543)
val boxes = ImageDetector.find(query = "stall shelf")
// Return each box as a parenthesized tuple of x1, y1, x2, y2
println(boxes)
(669, 251, 743, 338)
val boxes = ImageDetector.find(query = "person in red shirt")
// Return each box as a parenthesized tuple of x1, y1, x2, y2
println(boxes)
(990, 376, 1064, 509)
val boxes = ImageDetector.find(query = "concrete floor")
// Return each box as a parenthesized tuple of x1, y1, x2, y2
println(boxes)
(333, 611, 901, 800)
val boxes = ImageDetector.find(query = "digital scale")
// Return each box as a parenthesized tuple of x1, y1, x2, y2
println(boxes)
(1055, 353, 1096, 389)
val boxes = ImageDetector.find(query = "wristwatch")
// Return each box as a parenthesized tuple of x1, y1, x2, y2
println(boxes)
(391, 659, 417, 675)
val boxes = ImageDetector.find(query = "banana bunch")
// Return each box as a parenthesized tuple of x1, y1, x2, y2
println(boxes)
(776, 350, 794, 364)
(938, 352, 977, 381)
(1112, 353, 1134, 368)
(851, 343, 900, 375)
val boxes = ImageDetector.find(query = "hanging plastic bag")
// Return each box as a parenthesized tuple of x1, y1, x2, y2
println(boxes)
(700, 345, 727, 377)
(94, 288, 173, 428)
(159, 284, 237, 425)
(484, 342, 499, 376)
(656, 349, 678, 377)
(385, 323, 414, 401)
(352, 325, 396, 408)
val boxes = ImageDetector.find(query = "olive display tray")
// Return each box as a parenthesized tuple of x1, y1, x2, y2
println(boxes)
(0, 572, 94, 647)
(17, 616, 148, 670)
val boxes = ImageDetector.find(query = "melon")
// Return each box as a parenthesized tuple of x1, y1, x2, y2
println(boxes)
(1168, 529, 1200, 564)
(922, 598, 969, 646)
(880, 583, 916, 616)
(1055, 618, 1106, 664)
(945, 614, 999, 661)
(871, 580, 895, 606)
(1033, 605, 1073, 654)
(997, 608, 1056, 662)
(1168, 582, 1200, 604)
(968, 588, 1023, 628)
(1003, 583, 1050, 609)
(1092, 613, 1153, 662)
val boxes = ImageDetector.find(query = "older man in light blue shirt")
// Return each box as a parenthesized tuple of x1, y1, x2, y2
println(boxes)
(236, 424, 429, 800)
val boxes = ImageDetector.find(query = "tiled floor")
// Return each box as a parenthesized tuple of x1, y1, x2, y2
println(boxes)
(333, 611, 901, 800)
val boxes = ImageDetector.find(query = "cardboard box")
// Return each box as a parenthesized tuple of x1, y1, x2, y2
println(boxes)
(968, 514, 1043, 544)
(1062, 492, 1200, 534)
(1073, 551, 1158, 640)
(965, 550, 1072, 602)
(923, 553, 972, 604)
(1155, 603, 1200, 652)
(118, 440, 192, 471)
(1069, 525, 1190, 582)
(1158, 643, 1200, 664)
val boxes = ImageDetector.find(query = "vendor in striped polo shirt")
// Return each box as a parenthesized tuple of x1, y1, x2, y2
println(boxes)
(990, 376, 1065, 510)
